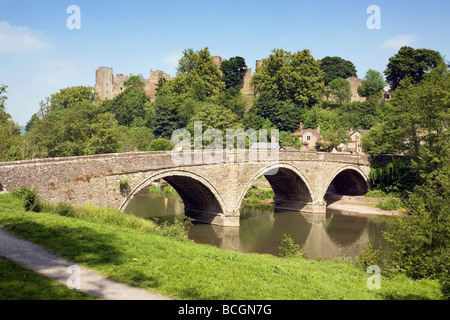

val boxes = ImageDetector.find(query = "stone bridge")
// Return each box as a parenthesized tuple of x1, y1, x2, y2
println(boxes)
(0, 150, 372, 226)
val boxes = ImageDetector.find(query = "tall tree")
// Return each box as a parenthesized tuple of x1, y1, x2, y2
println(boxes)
(319, 56, 357, 85)
(327, 78, 352, 105)
(167, 48, 225, 98)
(251, 49, 324, 107)
(384, 46, 444, 90)
(107, 75, 150, 127)
(0, 85, 21, 161)
(220, 56, 248, 92)
(357, 69, 386, 99)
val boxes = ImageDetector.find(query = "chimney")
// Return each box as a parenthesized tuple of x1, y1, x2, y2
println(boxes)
(300, 122, 303, 132)
(317, 126, 320, 133)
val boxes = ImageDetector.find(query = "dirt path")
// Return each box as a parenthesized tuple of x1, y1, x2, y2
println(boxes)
(0, 225, 170, 300)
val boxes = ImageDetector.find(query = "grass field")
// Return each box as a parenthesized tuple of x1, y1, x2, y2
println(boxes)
(0, 193, 442, 300)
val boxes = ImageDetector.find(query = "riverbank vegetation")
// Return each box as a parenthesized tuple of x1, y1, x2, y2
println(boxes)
(0, 193, 442, 300)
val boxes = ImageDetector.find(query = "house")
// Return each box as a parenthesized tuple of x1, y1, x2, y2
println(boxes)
(343, 128, 370, 154)
(291, 123, 323, 151)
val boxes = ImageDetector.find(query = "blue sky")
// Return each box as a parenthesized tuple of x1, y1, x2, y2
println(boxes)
(1, 0, 449, 126)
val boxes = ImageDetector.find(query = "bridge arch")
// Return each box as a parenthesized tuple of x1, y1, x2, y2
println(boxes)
(325, 165, 370, 197)
(237, 163, 315, 212)
(119, 170, 227, 224)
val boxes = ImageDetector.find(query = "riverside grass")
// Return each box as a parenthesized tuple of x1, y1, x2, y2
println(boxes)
(0, 193, 442, 300)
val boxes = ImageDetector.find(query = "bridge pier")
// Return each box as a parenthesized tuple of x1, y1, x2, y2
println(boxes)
(186, 210, 240, 227)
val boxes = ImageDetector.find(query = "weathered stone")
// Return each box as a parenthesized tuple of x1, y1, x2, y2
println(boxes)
(0, 151, 371, 227)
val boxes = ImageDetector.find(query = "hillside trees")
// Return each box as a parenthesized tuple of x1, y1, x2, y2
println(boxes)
(0, 85, 21, 161)
(319, 56, 358, 85)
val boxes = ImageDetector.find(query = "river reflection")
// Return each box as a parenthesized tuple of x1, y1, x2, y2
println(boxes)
(125, 189, 391, 260)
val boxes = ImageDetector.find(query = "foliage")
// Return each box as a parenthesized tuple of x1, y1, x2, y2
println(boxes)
(24, 100, 125, 158)
(123, 126, 154, 152)
(319, 56, 357, 85)
(49, 86, 97, 109)
(252, 49, 324, 107)
(152, 91, 180, 139)
(105, 76, 150, 127)
(357, 69, 386, 99)
(279, 234, 306, 258)
(243, 186, 275, 203)
(167, 47, 225, 98)
(376, 199, 403, 211)
(52, 203, 77, 218)
(385, 46, 444, 90)
(148, 138, 175, 151)
(327, 78, 351, 105)
(119, 178, 130, 188)
(0, 85, 21, 162)
(12, 186, 41, 212)
(369, 160, 415, 197)
(353, 243, 385, 270)
(220, 56, 247, 92)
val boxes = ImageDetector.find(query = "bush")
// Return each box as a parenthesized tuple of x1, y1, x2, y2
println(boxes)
(52, 203, 77, 218)
(376, 199, 402, 211)
(148, 138, 175, 151)
(365, 189, 388, 198)
(12, 187, 41, 212)
(354, 243, 384, 270)
(279, 234, 306, 258)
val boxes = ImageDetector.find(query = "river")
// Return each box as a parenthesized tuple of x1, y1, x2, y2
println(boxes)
(124, 188, 392, 260)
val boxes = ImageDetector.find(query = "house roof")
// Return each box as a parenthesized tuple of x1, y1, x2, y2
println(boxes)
(347, 129, 370, 136)
(291, 129, 322, 139)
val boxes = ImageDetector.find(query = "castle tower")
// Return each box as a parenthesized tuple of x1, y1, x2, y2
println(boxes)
(95, 67, 114, 100)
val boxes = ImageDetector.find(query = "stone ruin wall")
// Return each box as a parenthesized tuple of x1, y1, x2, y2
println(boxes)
(95, 59, 365, 102)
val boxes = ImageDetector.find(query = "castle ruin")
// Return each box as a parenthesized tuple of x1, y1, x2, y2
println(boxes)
(95, 57, 364, 102)
(95, 56, 255, 101)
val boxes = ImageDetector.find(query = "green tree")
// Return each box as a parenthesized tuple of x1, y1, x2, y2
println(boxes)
(107, 76, 150, 126)
(123, 126, 155, 152)
(319, 56, 358, 85)
(152, 91, 180, 139)
(167, 48, 225, 98)
(220, 56, 247, 92)
(251, 49, 324, 107)
(366, 67, 450, 289)
(384, 46, 444, 90)
(357, 69, 386, 99)
(0, 85, 21, 161)
(50, 86, 96, 109)
(148, 138, 175, 151)
(327, 78, 352, 105)
(24, 99, 124, 158)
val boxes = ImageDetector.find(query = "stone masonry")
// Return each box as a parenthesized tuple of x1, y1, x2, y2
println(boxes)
(0, 151, 371, 227)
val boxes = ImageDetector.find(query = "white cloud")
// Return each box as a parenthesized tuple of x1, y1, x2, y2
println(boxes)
(34, 58, 82, 86)
(381, 35, 418, 50)
(0, 21, 51, 53)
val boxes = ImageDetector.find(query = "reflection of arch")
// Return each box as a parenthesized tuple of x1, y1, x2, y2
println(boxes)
(325, 214, 368, 246)
(119, 170, 226, 224)
(237, 163, 314, 212)
(326, 166, 369, 196)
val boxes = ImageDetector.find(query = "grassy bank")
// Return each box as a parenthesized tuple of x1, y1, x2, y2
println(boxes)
(0, 193, 442, 300)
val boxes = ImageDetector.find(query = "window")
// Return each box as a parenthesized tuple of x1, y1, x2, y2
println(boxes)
(307, 135, 311, 141)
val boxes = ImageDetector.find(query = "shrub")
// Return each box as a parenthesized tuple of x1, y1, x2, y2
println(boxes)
(119, 178, 130, 188)
(12, 186, 41, 212)
(354, 243, 384, 270)
(365, 189, 388, 198)
(279, 234, 306, 258)
(52, 203, 77, 218)
(376, 198, 402, 211)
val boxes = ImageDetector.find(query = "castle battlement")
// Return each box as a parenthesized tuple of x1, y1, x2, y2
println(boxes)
(95, 57, 256, 101)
